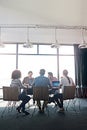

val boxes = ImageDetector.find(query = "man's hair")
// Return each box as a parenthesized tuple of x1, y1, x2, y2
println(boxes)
(48, 72, 53, 76)
(40, 69, 45, 75)
(28, 71, 33, 74)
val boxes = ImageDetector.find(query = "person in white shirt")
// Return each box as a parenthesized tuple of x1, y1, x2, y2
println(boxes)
(48, 69, 75, 113)
(61, 69, 75, 93)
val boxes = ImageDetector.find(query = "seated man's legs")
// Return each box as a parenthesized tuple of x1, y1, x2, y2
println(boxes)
(42, 100, 48, 112)
(37, 100, 41, 111)
(37, 100, 48, 113)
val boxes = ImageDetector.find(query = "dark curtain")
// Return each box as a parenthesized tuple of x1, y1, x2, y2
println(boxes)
(80, 48, 87, 87)
(74, 45, 82, 87)
(74, 45, 87, 88)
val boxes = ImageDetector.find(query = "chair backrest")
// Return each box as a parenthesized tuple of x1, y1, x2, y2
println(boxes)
(33, 87, 49, 101)
(63, 85, 76, 100)
(3, 86, 19, 101)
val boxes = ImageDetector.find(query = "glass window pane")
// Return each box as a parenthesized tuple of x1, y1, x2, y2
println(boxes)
(39, 45, 57, 54)
(59, 46, 74, 55)
(18, 55, 57, 79)
(18, 44, 37, 54)
(0, 55, 16, 87)
(0, 44, 16, 53)
(59, 56, 75, 82)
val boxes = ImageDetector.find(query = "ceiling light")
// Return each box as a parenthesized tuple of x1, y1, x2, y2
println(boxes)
(78, 43, 87, 49)
(23, 41, 33, 48)
(51, 42, 60, 48)
(51, 28, 60, 48)
(23, 27, 33, 48)
(78, 29, 87, 49)
(51, 44, 56, 48)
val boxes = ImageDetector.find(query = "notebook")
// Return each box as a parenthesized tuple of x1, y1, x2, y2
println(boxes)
(52, 81, 60, 87)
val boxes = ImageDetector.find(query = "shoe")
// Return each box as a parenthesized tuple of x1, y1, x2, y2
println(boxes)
(57, 108, 65, 113)
(22, 110, 30, 115)
(16, 107, 21, 113)
(24, 111, 30, 115)
(55, 103, 58, 107)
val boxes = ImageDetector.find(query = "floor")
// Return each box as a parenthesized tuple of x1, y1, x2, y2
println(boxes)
(0, 98, 87, 130)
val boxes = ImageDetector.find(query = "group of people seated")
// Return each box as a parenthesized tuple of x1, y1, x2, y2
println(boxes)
(10, 68, 75, 115)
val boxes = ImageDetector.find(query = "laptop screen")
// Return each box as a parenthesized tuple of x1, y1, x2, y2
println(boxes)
(52, 81, 60, 87)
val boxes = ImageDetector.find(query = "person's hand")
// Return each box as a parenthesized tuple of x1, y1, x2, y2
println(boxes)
(24, 83, 29, 88)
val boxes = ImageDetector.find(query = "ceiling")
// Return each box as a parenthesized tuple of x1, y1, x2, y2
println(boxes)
(0, 0, 87, 45)
(0, 0, 86, 26)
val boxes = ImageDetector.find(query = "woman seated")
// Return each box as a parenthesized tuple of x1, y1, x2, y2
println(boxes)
(10, 69, 31, 115)
(48, 70, 75, 113)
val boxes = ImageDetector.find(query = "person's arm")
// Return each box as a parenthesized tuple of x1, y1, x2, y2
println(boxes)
(18, 79, 25, 89)
(47, 78, 52, 89)
(22, 77, 25, 84)
(23, 83, 29, 88)
(22, 77, 30, 88)
(32, 78, 35, 87)
(71, 78, 75, 86)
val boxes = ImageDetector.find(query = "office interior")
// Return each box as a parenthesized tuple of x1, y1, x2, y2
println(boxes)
(0, 1, 87, 130)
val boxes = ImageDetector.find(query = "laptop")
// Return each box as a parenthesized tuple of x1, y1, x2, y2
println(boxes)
(52, 81, 60, 87)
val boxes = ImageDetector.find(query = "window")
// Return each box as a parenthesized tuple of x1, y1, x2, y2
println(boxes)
(0, 44, 16, 54)
(0, 44, 75, 94)
(59, 56, 75, 81)
(18, 44, 37, 54)
(59, 45, 74, 55)
(18, 55, 57, 79)
(0, 55, 16, 87)
(59, 46, 75, 82)
(39, 45, 57, 54)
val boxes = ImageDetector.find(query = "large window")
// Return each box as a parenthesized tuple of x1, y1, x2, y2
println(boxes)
(0, 44, 75, 89)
